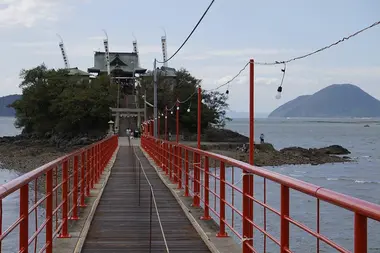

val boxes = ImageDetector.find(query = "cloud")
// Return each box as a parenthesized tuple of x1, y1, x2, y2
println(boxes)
(12, 41, 56, 47)
(1, 75, 22, 94)
(0, 0, 59, 27)
(255, 77, 279, 86)
(0, 0, 85, 28)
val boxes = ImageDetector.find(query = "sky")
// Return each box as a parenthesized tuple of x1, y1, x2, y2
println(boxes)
(0, 0, 379, 113)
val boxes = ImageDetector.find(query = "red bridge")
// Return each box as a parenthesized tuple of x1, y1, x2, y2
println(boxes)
(0, 135, 379, 253)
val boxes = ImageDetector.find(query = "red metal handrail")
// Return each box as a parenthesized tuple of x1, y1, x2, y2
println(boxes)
(141, 134, 380, 253)
(0, 135, 118, 253)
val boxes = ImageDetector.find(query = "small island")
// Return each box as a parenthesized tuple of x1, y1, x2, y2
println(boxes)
(268, 84, 380, 118)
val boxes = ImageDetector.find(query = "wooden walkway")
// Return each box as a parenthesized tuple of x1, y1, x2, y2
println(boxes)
(81, 146, 211, 253)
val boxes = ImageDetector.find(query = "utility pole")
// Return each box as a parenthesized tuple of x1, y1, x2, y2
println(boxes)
(153, 59, 158, 137)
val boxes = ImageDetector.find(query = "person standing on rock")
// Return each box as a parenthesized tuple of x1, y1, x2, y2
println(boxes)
(260, 133, 265, 144)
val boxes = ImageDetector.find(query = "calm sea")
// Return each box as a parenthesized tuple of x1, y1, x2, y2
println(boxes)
(1, 116, 379, 252)
(223, 118, 380, 252)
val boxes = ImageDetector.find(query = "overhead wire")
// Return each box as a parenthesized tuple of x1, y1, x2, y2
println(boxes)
(255, 20, 380, 65)
(146, 19, 380, 117)
(156, 0, 215, 64)
(203, 19, 380, 94)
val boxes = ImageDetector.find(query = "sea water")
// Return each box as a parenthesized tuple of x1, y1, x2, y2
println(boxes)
(1, 117, 380, 252)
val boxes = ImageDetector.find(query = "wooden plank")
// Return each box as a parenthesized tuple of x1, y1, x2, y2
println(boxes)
(82, 146, 211, 253)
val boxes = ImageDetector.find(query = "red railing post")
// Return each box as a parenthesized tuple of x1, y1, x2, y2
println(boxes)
(80, 151, 87, 207)
(176, 99, 179, 143)
(70, 155, 79, 220)
(19, 184, 29, 253)
(217, 161, 228, 237)
(96, 144, 100, 182)
(59, 160, 71, 238)
(192, 153, 200, 207)
(46, 170, 53, 253)
(158, 116, 160, 138)
(165, 106, 168, 140)
(93, 145, 97, 184)
(354, 213, 367, 253)
(243, 172, 254, 252)
(165, 142, 168, 174)
(197, 86, 201, 149)
(280, 185, 290, 253)
(86, 149, 90, 196)
(177, 146, 182, 189)
(248, 58, 255, 247)
(184, 149, 189, 197)
(174, 145, 178, 183)
(164, 142, 168, 174)
(91, 146, 95, 189)
(200, 156, 211, 220)
(169, 144, 173, 180)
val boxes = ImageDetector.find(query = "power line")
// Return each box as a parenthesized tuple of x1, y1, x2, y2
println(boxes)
(205, 20, 380, 93)
(156, 0, 215, 64)
(255, 20, 380, 65)
(208, 61, 250, 91)
(151, 20, 380, 112)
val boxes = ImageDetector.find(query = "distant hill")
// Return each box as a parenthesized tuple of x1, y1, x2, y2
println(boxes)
(0, 95, 21, 116)
(268, 84, 380, 118)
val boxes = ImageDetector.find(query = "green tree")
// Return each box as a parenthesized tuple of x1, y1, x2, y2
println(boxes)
(137, 68, 230, 134)
(11, 64, 117, 137)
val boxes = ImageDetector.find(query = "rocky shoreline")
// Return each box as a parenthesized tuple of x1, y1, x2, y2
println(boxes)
(184, 142, 352, 166)
(0, 131, 352, 180)
(0, 134, 101, 175)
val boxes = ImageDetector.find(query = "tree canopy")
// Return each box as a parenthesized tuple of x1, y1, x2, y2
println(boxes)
(11, 64, 117, 137)
(137, 68, 230, 134)
(11, 64, 229, 137)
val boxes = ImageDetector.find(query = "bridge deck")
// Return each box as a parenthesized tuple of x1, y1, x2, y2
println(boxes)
(81, 146, 211, 253)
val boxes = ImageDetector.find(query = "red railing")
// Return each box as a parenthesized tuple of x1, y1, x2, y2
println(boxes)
(0, 135, 118, 253)
(141, 135, 380, 253)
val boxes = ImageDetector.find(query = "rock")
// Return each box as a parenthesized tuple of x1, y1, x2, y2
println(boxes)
(316, 145, 351, 155)
(211, 143, 352, 167)
(184, 127, 249, 143)
(255, 143, 276, 152)
(364, 124, 370, 127)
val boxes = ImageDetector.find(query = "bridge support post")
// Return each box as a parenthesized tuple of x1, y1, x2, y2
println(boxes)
(216, 161, 228, 237)
(242, 58, 255, 251)
(19, 185, 29, 252)
(184, 150, 190, 197)
(46, 170, 53, 253)
(177, 146, 182, 189)
(86, 149, 90, 196)
(354, 213, 367, 253)
(174, 145, 178, 183)
(280, 185, 290, 253)
(200, 156, 211, 220)
(169, 144, 173, 181)
(69, 155, 79, 220)
(58, 160, 71, 238)
(79, 152, 87, 207)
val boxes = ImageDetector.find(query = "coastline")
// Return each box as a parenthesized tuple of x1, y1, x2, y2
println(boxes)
(0, 127, 351, 181)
